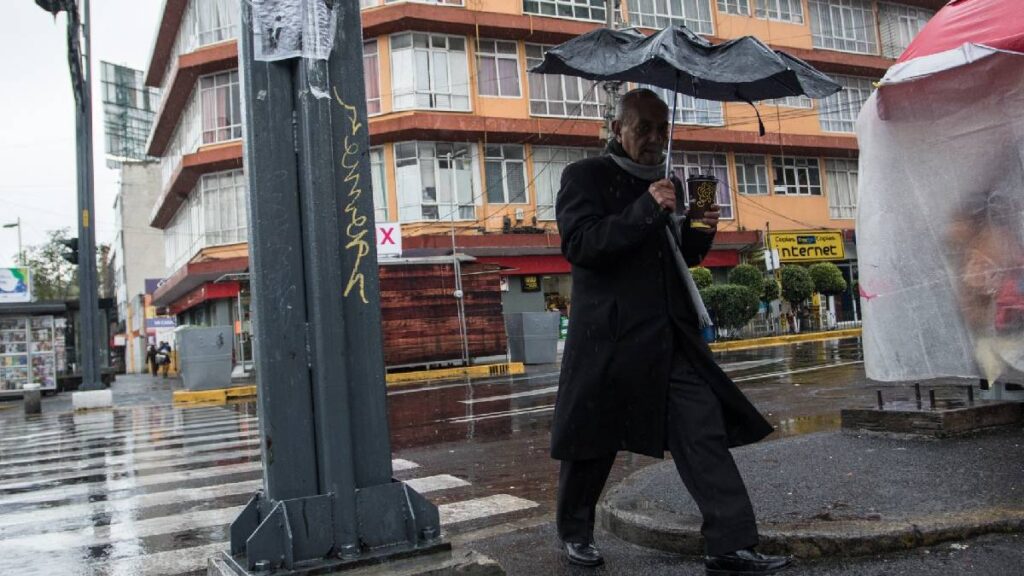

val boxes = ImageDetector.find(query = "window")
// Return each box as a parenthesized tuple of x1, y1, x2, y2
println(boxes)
(394, 142, 477, 222)
(755, 0, 803, 23)
(525, 44, 605, 118)
(671, 152, 733, 219)
(717, 0, 750, 16)
(485, 145, 527, 204)
(772, 157, 821, 196)
(626, 0, 714, 34)
(825, 159, 858, 219)
(646, 86, 724, 126)
(810, 0, 879, 55)
(879, 3, 932, 59)
(370, 147, 389, 223)
(202, 170, 248, 247)
(385, 0, 463, 4)
(477, 40, 521, 98)
(767, 95, 813, 108)
(532, 147, 602, 220)
(196, 0, 239, 46)
(818, 75, 874, 133)
(360, 0, 378, 7)
(524, 0, 607, 22)
(390, 33, 470, 111)
(735, 155, 769, 195)
(364, 40, 381, 115)
(199, 70, 242, 144)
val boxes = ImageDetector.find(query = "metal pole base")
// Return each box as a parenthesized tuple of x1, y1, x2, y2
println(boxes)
(230, 481, 443, 573)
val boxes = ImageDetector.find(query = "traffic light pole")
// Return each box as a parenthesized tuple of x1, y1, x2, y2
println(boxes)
(220, 2, 444, 572)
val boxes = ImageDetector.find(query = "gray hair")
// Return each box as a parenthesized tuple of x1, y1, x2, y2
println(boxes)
(614, 88, 667, 122)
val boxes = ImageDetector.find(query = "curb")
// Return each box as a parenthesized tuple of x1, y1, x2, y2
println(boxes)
(709, 328, 862, 352)
(173, 385, 257, 406)
(385, 362, 525, 386)
(599, 496, 1024, 559)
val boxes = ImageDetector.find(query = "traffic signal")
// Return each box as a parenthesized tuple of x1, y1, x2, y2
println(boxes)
(60, 238, 79, 265)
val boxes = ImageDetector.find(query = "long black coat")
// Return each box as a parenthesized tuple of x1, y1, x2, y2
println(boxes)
(551, 156, 773, 461)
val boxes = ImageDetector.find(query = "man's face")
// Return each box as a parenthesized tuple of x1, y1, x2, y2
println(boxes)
(613, 96, 669, 166)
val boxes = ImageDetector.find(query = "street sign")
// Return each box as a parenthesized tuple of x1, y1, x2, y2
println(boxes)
(376, 222, 402, 257)
(768, 230, 845, 262)
(0, 268, 30, 303)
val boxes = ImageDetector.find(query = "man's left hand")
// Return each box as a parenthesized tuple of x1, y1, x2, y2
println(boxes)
(691, 204, 720, 233)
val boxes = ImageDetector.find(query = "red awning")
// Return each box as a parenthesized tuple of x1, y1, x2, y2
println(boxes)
(700, 250, 740, 268)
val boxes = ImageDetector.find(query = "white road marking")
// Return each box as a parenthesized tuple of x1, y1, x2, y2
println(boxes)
(0, 409, 254, 442)
(100, 542, 227, 576)
(733, 360, 864, 383)
(458, 386, 558, 405)
(404, 474, 470, 493)
(438, 494, 539, 525)
(447, 405, 555, 424)
(392, 458, 419, 472)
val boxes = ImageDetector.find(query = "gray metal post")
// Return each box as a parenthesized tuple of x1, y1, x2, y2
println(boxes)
(225, 2, 444, 573)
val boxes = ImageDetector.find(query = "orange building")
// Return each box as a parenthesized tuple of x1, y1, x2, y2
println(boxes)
(143, 0, 942, 326)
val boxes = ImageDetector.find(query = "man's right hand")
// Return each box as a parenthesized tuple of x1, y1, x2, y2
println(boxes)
(648, 178, 676, 213)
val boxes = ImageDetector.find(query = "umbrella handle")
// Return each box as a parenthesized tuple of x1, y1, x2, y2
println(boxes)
(664, 72, 681, 181)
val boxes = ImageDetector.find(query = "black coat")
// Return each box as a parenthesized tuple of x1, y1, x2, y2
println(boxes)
(551, 156, 773, 461)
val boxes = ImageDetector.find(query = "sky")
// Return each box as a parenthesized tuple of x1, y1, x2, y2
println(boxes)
(0, 1, 162, 268)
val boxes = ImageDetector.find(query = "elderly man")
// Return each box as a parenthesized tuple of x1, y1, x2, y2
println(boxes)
(553, 88, 791, 575)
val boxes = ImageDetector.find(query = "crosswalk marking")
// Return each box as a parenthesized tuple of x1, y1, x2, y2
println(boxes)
(439, 494, 539, 525)
(0, 410, 257, 446)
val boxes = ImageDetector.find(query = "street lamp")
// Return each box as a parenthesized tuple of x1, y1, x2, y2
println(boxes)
(2, 218, 22, 266)
(446, 148, 470, 367)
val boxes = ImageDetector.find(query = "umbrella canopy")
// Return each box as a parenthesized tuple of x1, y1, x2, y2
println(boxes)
(530, 25, 841, 102)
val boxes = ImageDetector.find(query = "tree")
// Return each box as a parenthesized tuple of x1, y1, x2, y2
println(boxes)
(762, 278, 780, 303)
(690, 266, 713, 290)
(728, 264, 764, 296)
(780, 265, 814, 306)
(22, 228, 79, 301)
(700, 284, 760, 331)
(809, 262, 847, 295)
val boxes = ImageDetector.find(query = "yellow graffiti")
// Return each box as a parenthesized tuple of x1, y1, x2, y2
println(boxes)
(695, 181, 716, 208)
(334, 87, 369, 304)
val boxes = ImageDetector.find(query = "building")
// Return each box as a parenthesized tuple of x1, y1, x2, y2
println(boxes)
(142, 0, 941, 333)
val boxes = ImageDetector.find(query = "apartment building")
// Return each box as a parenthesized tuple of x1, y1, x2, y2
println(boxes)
(143, 0, 940, 325)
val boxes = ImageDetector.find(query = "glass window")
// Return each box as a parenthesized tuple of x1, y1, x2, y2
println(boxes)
(477, 40, 522, 98)
(394, 141, 477, 222)
(485, 145, 528, 204)
(364, 40, 381, 115)
(671, 152, 733, 219)
(772, 156, 822, 196)
(370, 147, 389, 223)
(626, 0, 714, 34)
(878, 3, 932, 59)
(525, 44, 605, 119)
(644, 85, 724, 126)
(825, 158, 858, 219)
(532, 146, 603, 220)
(735, 154, 769, 195)
(196, 0, 239, 46)
(164, 168, 248, 272)
(360, 0, 379, 7)
(767, 95, 813, 109)
(810, 0, 879, 55)
(717, 0, 750, 15)
(390, 32, 471, 111)
(524, 0, 607, 22)
(199, 70, 242, 144)
(755, 0, 803, 23)
(818, 74, 874, 133)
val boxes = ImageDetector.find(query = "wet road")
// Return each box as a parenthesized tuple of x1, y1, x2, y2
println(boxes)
(0, 337, 933, 575)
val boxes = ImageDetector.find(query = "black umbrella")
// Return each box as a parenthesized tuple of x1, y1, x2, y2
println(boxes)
(531, 25, 842, 177)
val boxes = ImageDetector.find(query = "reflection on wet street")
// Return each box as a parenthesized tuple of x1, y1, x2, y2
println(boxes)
(0, 337, 928, 575)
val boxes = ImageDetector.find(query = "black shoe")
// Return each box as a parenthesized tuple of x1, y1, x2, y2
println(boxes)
(705, 548, 792, 575)
(562, 541, 604, 567)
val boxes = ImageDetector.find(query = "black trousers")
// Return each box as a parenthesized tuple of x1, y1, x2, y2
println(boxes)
(556, 345, 759, 556)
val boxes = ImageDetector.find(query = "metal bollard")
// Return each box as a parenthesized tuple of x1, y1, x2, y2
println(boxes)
(22, 383, 41, 415)
(876, 390, 884, 410)
(915, 382, 922, 409)
(967, 385, 975, 405)
(929, 389, 936, 410)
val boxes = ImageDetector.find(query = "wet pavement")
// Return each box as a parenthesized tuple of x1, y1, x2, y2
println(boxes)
(0, 337, 1016, 575)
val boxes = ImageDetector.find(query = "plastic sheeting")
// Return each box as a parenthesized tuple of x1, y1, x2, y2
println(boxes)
(857, 50, 1024, 383)
(250, 0, 337, 97)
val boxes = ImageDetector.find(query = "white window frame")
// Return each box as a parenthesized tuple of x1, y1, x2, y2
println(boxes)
(393, 141, 479, 222)
(198, 70, 242, 145)
(532, 146, 603, 221)
(818, 74, 874, 133)
(879, 3, 932, 59)
(485, 145, 528, 205)
(525, 44, 606, 119)
(767, 95, 813, 109)
(645, 85, 724, 126)
(755, 0, 804, 23)
(370, 147, 389, 223)
(476, 39, 522, 98)
(523, 0, 608, 23)
(810, 0, 879, 55)
(164, 168, 248, 272)
(671, 152, 734, 219)
(626, 0, 715, 34)
(734, 154, 770, 195)
(390, 32, 471, 112)
(825, 158, 858, 219)
(772, 156, 822, 196)
(364, 39, 381, 116)
(717, 0, 750, 16)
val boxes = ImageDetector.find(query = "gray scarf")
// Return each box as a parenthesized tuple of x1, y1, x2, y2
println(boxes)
(607, 141, 714, 329)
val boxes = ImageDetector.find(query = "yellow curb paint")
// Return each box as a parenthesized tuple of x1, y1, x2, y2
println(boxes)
(709, 328, 862, 352)
(173, 385, 257, 406)
(386, 362, 525, 386)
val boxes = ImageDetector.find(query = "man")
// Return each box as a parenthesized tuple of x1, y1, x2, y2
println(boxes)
(553, 88, 791, 575)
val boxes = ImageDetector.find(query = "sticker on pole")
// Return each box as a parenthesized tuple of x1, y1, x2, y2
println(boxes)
(376, 223, 402, 258)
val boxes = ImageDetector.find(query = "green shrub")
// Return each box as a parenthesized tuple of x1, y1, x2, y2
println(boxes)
(762, 278, 780, 303)
(809, 262, 848, 296)
(700, 284, 760, 331)
(728, 264, 764, 296)
(780, 266, 814, 306)
(690, 266, 713, 290)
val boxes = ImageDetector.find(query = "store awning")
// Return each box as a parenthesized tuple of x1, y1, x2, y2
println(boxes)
(474, 254, 571, 276)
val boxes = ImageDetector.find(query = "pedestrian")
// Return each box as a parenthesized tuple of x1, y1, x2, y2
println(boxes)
(157, 341, 172, 379)
(146, 344, 158, 377)
(552, 88, 790, 574)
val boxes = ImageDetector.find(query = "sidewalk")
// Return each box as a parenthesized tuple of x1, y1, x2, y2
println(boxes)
(599, 428, 1024, 559)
